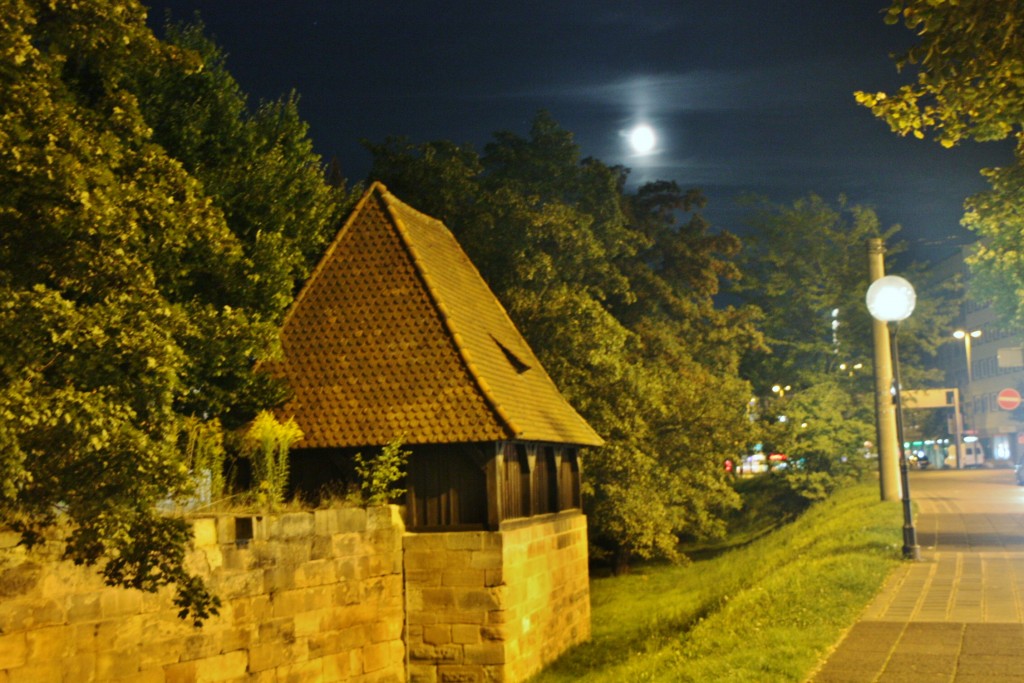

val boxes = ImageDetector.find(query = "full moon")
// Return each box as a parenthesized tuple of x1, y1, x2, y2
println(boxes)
(628, 124, 657, 155)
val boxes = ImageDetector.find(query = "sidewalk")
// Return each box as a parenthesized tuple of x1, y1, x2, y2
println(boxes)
(809, 468, 1024, 682)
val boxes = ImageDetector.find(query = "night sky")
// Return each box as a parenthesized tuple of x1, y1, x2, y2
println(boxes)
(144, 0, 1014, 262)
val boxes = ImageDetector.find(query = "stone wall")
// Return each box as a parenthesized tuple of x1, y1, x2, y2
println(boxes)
(0, 506, 406, 683)
(0, 507, 592, 683)
(404, 510, 591, 683)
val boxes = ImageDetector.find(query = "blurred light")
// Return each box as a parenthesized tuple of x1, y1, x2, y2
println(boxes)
(866, 276, 916, 322)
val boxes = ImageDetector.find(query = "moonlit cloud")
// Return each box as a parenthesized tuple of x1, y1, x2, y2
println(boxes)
(146, 0, 1014, 257)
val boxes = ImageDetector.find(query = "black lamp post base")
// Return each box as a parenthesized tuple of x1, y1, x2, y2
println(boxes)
(902, 526, 920, 560)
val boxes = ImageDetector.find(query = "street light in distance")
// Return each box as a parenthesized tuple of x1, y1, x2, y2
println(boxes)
(952, 329, 982, 384)
(866, 275, 920, 561)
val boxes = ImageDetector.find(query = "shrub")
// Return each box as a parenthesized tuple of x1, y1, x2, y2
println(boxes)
(354, 437, 410, 505)
(239, 411, 303, 509)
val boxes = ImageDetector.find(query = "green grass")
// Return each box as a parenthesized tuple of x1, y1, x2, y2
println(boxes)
(531, 478, 905, 682)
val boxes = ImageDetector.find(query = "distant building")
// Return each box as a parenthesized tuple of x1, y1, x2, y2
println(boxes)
(936, 244, 1024, 465)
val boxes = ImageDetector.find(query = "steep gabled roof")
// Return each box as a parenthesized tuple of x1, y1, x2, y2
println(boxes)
(267, 182, 603, 449)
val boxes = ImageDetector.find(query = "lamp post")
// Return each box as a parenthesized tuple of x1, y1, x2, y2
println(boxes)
(953, 329, 981, 383)
(866, 275, 920, 561)
(952, 329, 981, 469)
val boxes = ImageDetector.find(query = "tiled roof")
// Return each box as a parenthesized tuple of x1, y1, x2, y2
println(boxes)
(266, 182, 603, 449)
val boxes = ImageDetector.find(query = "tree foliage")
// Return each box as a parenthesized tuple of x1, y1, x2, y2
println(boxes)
(858, 0, 1024, 323)
(963, 162, 1024, 325)
(239, 412, 303, 510)
(0, 0, 345, 623)
(736, 195, 956, 497)
(367, 112, 762, 568)
(854, 0, 1024, 149)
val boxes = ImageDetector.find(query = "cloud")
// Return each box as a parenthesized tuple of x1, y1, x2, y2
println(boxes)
(484, 60, 864, 119)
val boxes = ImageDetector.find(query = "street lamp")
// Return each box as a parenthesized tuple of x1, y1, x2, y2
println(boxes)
(953, 329, 981, 383)
(866, 275, 920, 561)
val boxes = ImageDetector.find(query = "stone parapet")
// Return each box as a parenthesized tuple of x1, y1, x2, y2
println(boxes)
(1, 507, 592, 682)
(0, 505, 406, 683)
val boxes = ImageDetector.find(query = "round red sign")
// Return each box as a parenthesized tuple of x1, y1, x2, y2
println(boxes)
(997, 388, 1022, 411)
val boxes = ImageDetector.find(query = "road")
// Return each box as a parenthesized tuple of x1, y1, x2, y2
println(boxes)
(811, 467, 1024, 682)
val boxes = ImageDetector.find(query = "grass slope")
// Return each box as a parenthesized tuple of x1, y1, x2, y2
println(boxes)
(532, 478, 904, 682)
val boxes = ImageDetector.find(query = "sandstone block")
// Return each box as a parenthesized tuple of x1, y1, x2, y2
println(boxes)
(463, 641, 505, 666)
(257, 616, 295, 645)
(418, 587, 456, 611)
(293, 608, 326, 637)
(0, 562, 41, 599)
(218, 624, 256, 654)
(247, 642, 283, 673)
(161, 659, 196, 683)
(452, 624, 482, 645)
(0, 531, 22, 550)
(422, 624, 451, 645)
(262, 565, 297, 594)
(468, 550, 502, 571)
(268, 589, 303, 618)
(444, 534, 488, 552)
(442, 569, 485, 587)
(437, 665, 483, 683)
(0, 633, 27, 669)
(1, 598, 64, 631)
(456, 588, 501, 612)
(277, 512, 315, 539)
(194, 650, 248, 681)
(333, 623, 369, 652)
(409, 643, 461, 663)
(407, 609, 438, 626)
(403, 550, 449, 572)
(409, 664, 438, 683)
(294, 558, 336, 588)
(7, 661, 62, 683)
(367, 505, 402, 531)
(95, 648, 141, 680)
(67, 591, 102, 622)
(321, 651, 351, 682)
(138, 638, 186, 670)
(403, 533, 448, 551)
(217, 568, 263, 600)
(362, 640, 391, 673)
(369, 615, 403, 642)
(99, 587, 142, 619)
(192, 518, 218, 548)
(25, 624, 72, 660)
(73, 620, 123, 653)
(276, 657, 323, 682)
(202, 544, 225, 571)
(58, 652, 96, 683)
(389, 639, 406, 664)
(178, 632, 222, 662)
(111, 669, 164, 683)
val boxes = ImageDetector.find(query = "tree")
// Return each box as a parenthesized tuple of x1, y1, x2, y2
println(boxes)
(0, 0, 345, 623)
(367, 112, 761, 569)
(735, 195, 957, 495)
(962, 162, 1024, 325)
(854, 0, 1024, 149)
(737, 195, 898, 393)
(857, 0, 1024, 323)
